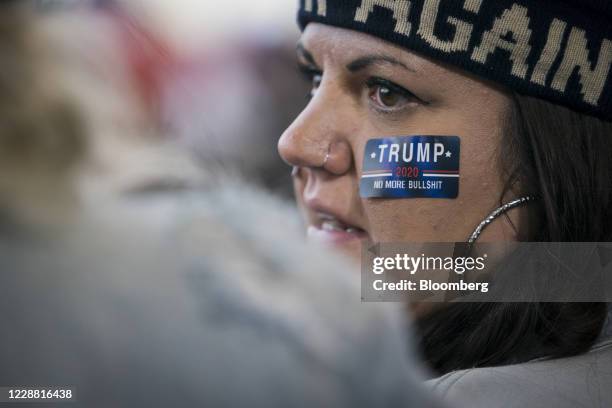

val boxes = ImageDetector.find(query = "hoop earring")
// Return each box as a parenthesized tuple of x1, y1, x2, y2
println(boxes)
(467, 196, 535, 244)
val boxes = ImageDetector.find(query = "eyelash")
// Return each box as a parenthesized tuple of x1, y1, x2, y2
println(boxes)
(297, 64, 423, 111)
(298, 65, 322, 98)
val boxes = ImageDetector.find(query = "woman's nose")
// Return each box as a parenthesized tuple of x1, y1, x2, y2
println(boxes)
(278, 91, 353, 175)
(278, 110, 329, 169)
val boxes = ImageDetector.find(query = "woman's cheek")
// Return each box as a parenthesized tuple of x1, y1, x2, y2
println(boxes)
(363, 200, 427, 242)
(364, 198, 473, 242)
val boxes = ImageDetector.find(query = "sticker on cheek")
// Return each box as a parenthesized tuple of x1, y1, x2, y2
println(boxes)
(360, 135, 460, 199)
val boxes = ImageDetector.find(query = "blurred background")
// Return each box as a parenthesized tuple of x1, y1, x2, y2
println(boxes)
(0, 5, 437, 405)
(35, 0, 309, 199)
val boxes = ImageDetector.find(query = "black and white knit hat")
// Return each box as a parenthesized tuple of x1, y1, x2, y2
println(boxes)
(298, 0, 612, 121)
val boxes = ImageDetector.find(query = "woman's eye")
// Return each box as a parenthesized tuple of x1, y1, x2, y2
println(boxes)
(366, 78, 419, 111)
(298, 64, 323, 99)
(372, 85, 402, 107)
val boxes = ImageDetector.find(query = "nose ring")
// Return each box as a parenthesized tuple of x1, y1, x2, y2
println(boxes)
(320, 142, 333, 168)
(321, 151, 330, 168)
(291, 144, 332, 177)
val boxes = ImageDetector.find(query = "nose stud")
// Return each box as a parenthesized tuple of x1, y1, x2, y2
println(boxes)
(290, 146, 329, 178)
(290, 142, 351, 175)
(321, 150, 330, 168)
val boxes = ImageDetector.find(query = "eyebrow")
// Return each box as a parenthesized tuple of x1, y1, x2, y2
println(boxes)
(346, 55, 416, 73)
(296, 43, 417, 74)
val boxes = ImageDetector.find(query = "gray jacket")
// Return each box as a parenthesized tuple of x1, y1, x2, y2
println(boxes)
(0, 184, 442, 408)
(427, 333, 612, 408)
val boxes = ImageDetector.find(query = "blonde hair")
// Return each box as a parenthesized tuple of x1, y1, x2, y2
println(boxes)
(0, 5, 84, 180)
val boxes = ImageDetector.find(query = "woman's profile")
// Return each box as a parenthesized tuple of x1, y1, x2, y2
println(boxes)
(280, 1, 612, 406)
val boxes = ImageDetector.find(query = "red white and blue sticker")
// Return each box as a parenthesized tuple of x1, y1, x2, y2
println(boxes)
(360, 135, 460, 199)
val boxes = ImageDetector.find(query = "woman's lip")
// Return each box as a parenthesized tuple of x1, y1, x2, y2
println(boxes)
(307, 225, 369, 246)
(312, 209, 367, 232)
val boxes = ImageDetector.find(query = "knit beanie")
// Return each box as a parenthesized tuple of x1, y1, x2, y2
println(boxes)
(298, 0, 612, 121)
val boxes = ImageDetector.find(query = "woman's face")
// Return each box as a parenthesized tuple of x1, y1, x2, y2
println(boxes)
(279, 24, 522, 261)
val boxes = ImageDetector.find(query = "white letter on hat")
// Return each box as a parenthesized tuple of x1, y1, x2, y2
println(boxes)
(304, 0, 327, 16)
(471, 4, 532, 79)
(530, 18, 567, 86)
(355, 0, 412, 36)
(417, 0, 482, 53)
(551, 28, 612, 106)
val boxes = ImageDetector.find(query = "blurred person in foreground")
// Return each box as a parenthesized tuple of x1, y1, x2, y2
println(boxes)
(0, 3, 443, 407)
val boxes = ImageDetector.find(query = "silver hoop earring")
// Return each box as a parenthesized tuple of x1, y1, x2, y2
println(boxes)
(291, 166, 300, 177)
(468, 196, 535, 244)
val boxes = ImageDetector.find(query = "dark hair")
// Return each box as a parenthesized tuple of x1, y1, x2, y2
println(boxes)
(416, 92, 611, 375)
